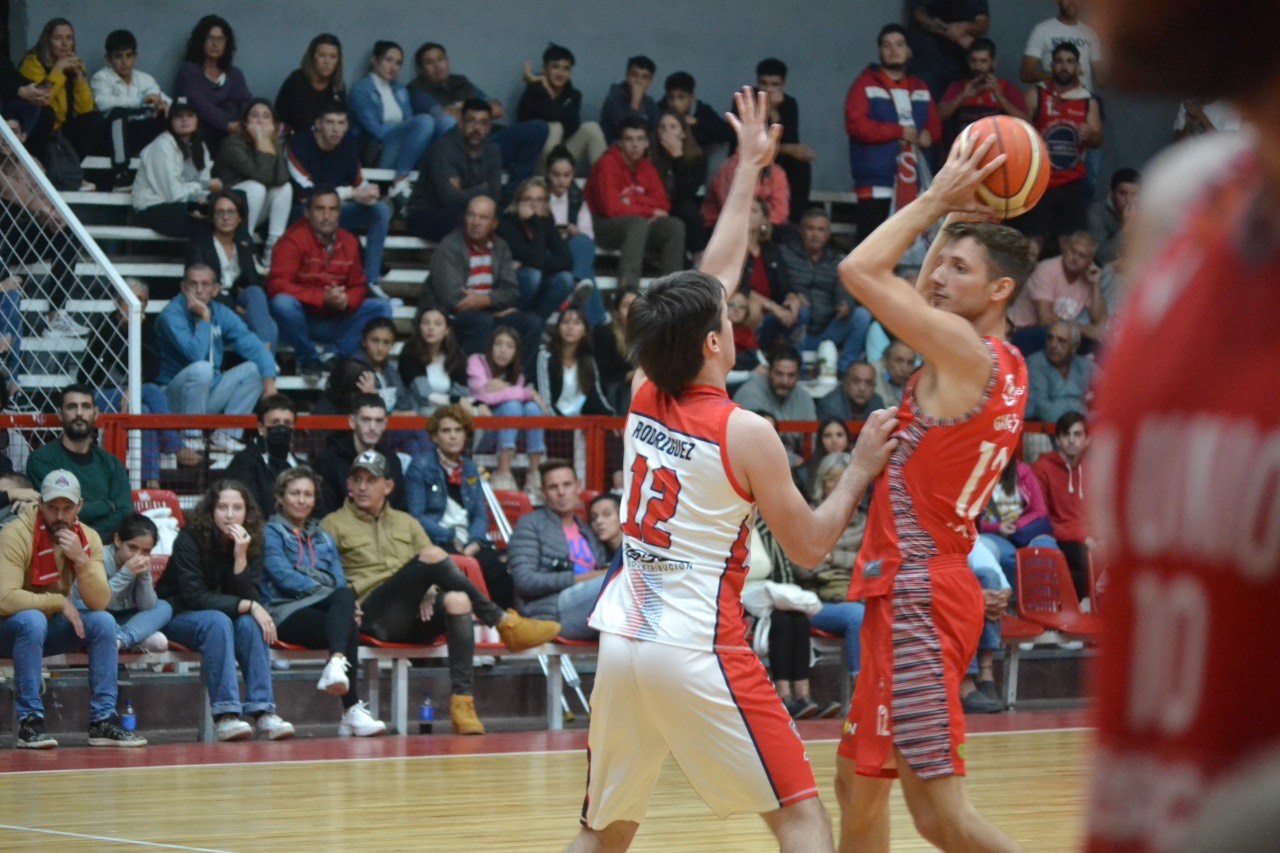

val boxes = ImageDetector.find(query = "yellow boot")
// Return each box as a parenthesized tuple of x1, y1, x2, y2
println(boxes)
(497, 610, 561, 652)
(450, 694, 485, 735)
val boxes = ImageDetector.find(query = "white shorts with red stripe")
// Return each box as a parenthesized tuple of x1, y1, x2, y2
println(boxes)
(581, 632, 818, 828)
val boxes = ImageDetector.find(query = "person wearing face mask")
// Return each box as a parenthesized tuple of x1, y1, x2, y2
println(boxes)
(224, 394, 300, 520)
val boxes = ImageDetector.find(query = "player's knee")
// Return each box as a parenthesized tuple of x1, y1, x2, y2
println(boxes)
(442, 591, 471, 615)
(905, 798, 946, 847)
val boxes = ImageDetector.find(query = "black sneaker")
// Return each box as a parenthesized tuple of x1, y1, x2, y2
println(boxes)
(87, 715, 148, 748)
(785, 697, 820, 720)
(16, 716, 58, 750)
(299, 361, 324, 381)
(961, 688, 1003, 714)
(977, 679, 999, 701)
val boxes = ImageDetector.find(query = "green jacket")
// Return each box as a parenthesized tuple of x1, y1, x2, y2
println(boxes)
(27, 441, 133, 539)
(320, 499, 431, 602)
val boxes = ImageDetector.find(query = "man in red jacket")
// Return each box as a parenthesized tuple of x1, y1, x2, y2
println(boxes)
(585, 115, 686, 287)
(1031, 409, 1091, 600)
(268, 187, 392, 380)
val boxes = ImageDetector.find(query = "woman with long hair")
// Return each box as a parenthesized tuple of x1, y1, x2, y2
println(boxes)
(590, 284, 638, 413)
(132, 98, 221, 238)
(17, 17, 109, 165)
(535, 306, 613, 417)
(543, 146, 606, 325)
(497, 177, 577, 326)
(398, 306, 472, 416)
(274, 33, 346, 135)
(184, 189, 277, 350)
(805, 418, 851, 501)
(212, 98, 292, 264)
(156, 480, 294, 742)
(466, 325, 546, 490)
(261, 466, 386, 736)
(649, 110, 707, 256)
(173, 15, 253, 149)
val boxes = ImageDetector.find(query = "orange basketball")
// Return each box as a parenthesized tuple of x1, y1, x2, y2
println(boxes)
(957, 115, 1050, 220)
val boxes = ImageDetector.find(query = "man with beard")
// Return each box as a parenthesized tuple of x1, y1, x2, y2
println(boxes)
(224, 394, 300, 518)
(27, 385, 132, 540)
(313, 393, 406, 517)
(406, 99, 504, 242)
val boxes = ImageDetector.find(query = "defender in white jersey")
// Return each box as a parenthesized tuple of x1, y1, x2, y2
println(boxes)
(567, 89, 900, 853)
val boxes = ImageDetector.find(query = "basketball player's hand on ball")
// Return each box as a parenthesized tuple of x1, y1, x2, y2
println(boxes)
(850, 406, 900, 480)
(926, 134, 1005, 220)
(726, 86, 783, 172)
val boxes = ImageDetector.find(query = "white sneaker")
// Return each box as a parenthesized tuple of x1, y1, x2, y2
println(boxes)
(215, 716, 253, 742)
(316, 656, 350, 696)
(366, 282, 391, 300)
(208, 432, 246, 454)
(136, 632, 168, 653)
(488, 471, 517, 491)
(388, 179, 413, 200)
(45, 310, 89, 337)
(255, 713, 295, 741)
(338, 701, 387, 737)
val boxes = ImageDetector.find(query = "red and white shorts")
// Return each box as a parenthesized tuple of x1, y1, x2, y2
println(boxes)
(582, 632, 818, 828)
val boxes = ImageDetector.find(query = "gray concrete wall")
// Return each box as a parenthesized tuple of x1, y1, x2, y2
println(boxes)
(13, 0, 1179, 191)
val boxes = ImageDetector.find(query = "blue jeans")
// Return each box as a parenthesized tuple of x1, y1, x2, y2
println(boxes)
(516, 266, 574, 324)
(114, 600, 174, 649)
(978, 531, 1059, 594)
(222, 286, 278, 352)
(492, 399, 546, 453)
(493, 121, 549, 188)
(164, 360, 262, 416)
(378, 114, 454, 177)
(0, 288, 20, 382)
(269, 295, 392, 368)
(809, 600, 865, 677)
(0, 608, 119, 721)
(565, 233, 606, 326)
(802, 306, 873, 373)
(164, 610, 275, 717)
(967, 543, 1007, 676)
(97, 382, 180, 484)
(340, 200, 393, 284)
(554, 574, 606, 640)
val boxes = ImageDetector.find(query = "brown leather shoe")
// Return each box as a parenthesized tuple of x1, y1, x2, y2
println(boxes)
(450, 694, 485, 735)
(496, 609, 561, 653)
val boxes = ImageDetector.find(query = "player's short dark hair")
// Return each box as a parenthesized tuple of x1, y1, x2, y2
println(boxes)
(461, 98, 493, 117)
(878, 24, 908, 45)
(350, 393, 387, 415)
(105, 29, 137, 55)
(255, 393, 297, 423)
(626, 55, 656, 75)
(542, 43, 574, 66)
(756, 57, 787, 79)
(628, 270, 724, 398)
(1111, 167, 1140, 189)
(1055, 410, 1087, 438)
(1051, 42, 1080, 61)
(59, 383, 95, 406)
(617, 115, 649, 135)
(361, 316, 396, 339)
(969, 37, 996, 56)
(940, 222, 1035, 305)
(769, 347, 802, 369)
(538, 457, 577, 481)
(664, 71, 695, 94)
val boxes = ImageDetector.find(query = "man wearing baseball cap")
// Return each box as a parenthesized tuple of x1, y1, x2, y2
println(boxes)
(0, 470, 147, 748)
(322, 450, 561, 734)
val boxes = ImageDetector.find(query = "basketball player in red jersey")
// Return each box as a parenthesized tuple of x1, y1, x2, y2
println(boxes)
(832, 135, 1033, 852)
(566, 89, 900, 853)
(1082, 2, 1280, 850)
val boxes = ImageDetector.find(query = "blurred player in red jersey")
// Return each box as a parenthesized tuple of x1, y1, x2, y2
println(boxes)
(832, 137, 1034, 851)
(1083, 1, 1280, 851)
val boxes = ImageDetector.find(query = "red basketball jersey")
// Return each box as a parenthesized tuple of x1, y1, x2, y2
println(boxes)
(1087, 143, 1280, 850)
(1034, 84, 1091, 188)
(848, 338, 1028, 600)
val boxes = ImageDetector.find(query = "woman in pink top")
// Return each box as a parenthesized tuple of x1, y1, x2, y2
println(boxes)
(467, 325, 547, 492)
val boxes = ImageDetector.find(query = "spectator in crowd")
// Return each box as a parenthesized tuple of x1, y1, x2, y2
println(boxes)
(467, 326, 546, 492)
(212, 99, 292, 265)
(509, 458, 608, 639)
(747, 57, 814, 221)
(1008, 230, 1107, 353)
(405, 98, 502, 242)
(600, 55, 659, 143)
(1021, 0, 1103, 91)
(649, 110, 708, 257)
(157, 479, 295, 742)
(173, 15, 252, 150)
(69, 512, 170, 654)
(536, 307, 614, 417)
(157, 263, 278, 448)
(517, 43, 607, 171)
(658, 71, 732, 151)
(18, 18, 110, 167)
(736, 198, 800, 351)
(322, 449, 560, 733)
(1, 53, 56, 158)
(91, 29, 169, 190)
(1027, 320, 1094, 422)
(498, 177, 578, 326)
(224, 394, 300, 520)
(1022, 42, 1102, 249)
(0, 261, 18, 394)
(1032, 410, 1092, 600)
(732, 347, 816, 423)
(906, 0, 991, 99)
(801, 419, 852, 500)
(262, 466, 386, 737)
(591, 285, 638, 413)
(286, 103, 391, 286)
(408, 41, 548, 186)
(0, 472, 37, 525)
(405, 404, 512, 608)
(589, 492, 623, 563)
(349, 40, 451, 200)
(784, 208, 872, 372)
(274, 33, 345, 136)
(314, 393, 406, 516)
(0, 470, 146, 748)
(817, 361, 884, 424)
(132, 97, 220, 238)
(700, 152, 790, 230)
(1087, 167, 1139, 267)
(961, 540, 1011, 713)
(845, 24, 942, 241)
(184, 189, 278, 351)
(937, 38, 1029, 143)
(585, 116, 685, 287)
(26, 384, 132, 540)
(397, 306, 473, 416)
(727, 295, 766, 391)
(422, 195, 542, 361)
(349, 316, 413, 414)
(978, 457, 1058, 587)
(1173, 98, 1243, 140)
(268, 187, 392, 379)
(872, 338, 918, 407)
(545, 146, 606, 325)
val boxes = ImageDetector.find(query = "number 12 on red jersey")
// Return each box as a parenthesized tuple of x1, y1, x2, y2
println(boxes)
(623, 454, 682, 548)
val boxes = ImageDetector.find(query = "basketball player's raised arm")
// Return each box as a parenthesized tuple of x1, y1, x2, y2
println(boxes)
(838, 137, 1004, 383)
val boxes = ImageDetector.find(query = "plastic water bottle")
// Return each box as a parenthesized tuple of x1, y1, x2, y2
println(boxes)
(417, 692, 434, 734)
(121, 700, 137, 732)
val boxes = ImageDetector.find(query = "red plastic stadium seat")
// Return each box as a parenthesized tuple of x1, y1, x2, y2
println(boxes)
(1016, 547, 1102, 637)
(577, 489, 600, 522)
(148, 554, 169, 584)
(132, 489, 185, 526)
(493, 490, 534, 526)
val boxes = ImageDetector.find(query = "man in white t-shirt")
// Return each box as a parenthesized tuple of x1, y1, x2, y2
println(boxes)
(1173, 99, 1243, 139)
(1008, 230, 1107, 353)
(1020, 0, 1103, 91)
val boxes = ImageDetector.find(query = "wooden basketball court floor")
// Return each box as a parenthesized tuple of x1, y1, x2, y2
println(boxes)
(0, 710, 1088, 851)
